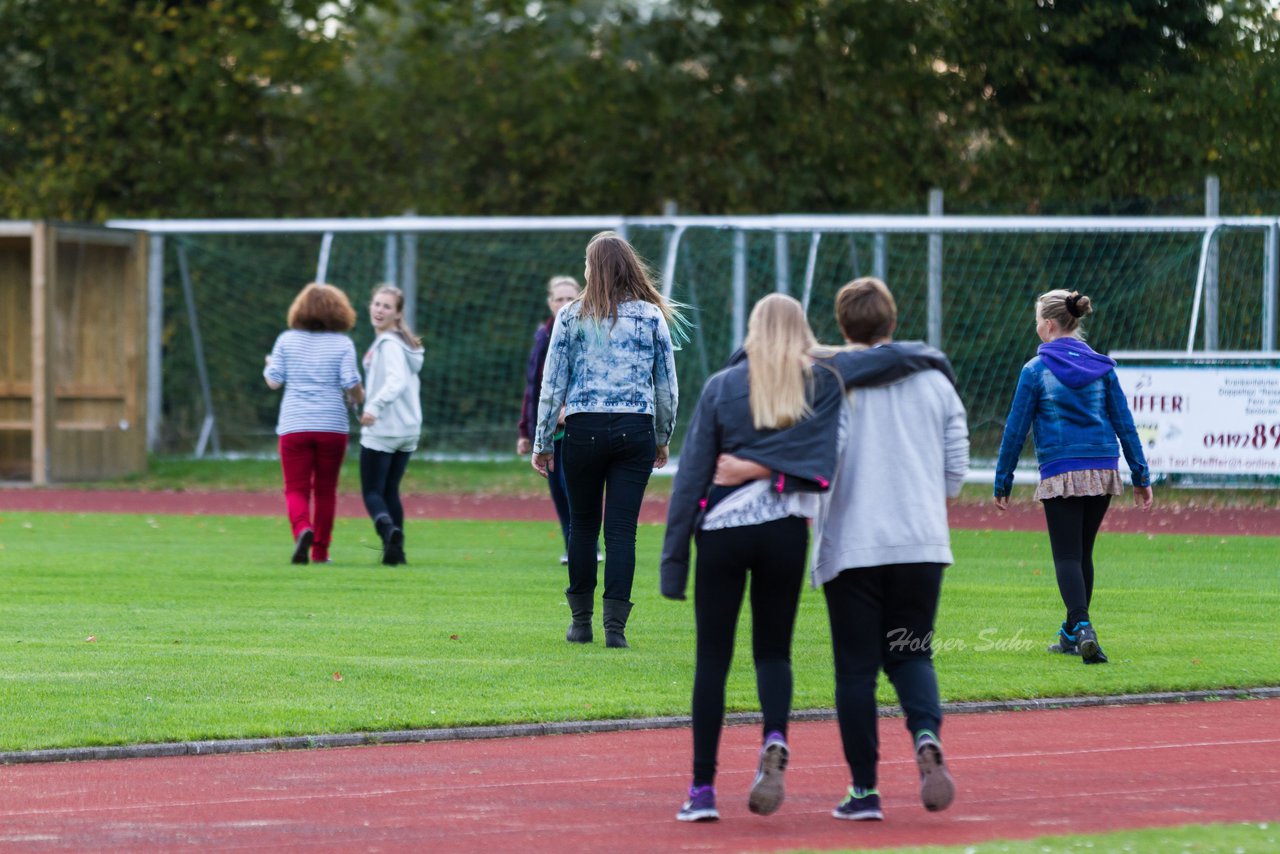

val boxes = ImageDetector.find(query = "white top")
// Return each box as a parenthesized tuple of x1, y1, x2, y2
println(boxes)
(360, 332, 425, 453)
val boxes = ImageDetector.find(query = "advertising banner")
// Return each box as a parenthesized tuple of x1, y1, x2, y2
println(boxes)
(1113, 357, 1280, 476)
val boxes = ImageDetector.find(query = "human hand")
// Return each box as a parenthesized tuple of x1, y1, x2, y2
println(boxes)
(516, 437, 532, 456)
(532, 452, 554, 478)
(713, 454, 769, 486)
(993, 495, 1010, 512)
(654, 445, 669, 469)
(1133, 484, 1153, 511)
(360, 412, 376, 426)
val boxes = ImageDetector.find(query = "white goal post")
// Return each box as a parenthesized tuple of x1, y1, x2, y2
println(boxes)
(107, 213, 1280, 479)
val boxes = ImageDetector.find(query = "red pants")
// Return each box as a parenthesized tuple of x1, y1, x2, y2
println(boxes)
(279, 431, 349, 561)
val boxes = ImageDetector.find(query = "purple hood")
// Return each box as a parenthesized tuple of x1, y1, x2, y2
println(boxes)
(1037, 338, 1115, 388)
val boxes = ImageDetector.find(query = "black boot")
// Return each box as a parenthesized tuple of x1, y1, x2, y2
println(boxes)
(375, 515, 405, 565)
(602, 598, 633, 649)
(565, 592, 593, 643)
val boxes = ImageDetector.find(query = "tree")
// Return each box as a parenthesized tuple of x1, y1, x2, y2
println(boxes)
(0, 0, 362, 219)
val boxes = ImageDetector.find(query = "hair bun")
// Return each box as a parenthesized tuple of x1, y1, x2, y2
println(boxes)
(1065, 292, 1092, 318)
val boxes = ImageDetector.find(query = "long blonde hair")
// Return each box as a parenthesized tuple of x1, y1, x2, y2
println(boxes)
(744, 294, 817, 430)
(371, 284, 422, 349)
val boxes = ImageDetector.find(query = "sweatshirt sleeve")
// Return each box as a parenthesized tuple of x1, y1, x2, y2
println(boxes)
(941, 378, 971, 499)
(364, 340, 409, 417)
(518, 325, 550, 440)
(659, 375, 720, 600)
(832, 341, 956, 388)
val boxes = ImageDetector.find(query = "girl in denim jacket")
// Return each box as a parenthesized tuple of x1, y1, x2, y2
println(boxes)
(532, 231, 682, 649)
(994, 289, 1153, 664)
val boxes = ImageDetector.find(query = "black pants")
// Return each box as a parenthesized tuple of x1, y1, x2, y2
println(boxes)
(548, 436, 571, 550)
(1042, 494, 1111, 626)
(360, 446, 411, 532)
(824, 562, 945, 791)
(690, 516, 807, 787)
(560, 412, 655, 601)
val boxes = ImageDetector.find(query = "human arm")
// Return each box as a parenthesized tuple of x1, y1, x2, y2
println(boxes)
(829, 341, 956, 389)
(713, 454, 770, 487)
(532, 310, 572, 456)
(993, 365, 1039, 499)
(652, 312, 679, 449)
(362, 340, 411, 424)
(518, 324, 551, 449)
(941, 379, 970, 499)
(263, 337, 286, 390)
(1104, 370, 1152, 489)
(659, 376, 722, 600)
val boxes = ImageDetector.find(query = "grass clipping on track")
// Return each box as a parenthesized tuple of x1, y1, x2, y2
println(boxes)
(0, 511, 1277, 752)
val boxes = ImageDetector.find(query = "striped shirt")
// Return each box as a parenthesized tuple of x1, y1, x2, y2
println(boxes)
(264, 330, 361, 435)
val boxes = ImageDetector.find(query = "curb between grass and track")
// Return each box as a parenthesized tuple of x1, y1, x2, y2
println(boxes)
(3, 686, 1278, 766)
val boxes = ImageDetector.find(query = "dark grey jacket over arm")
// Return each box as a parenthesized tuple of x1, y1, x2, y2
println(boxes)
(659, 341, 954, 600)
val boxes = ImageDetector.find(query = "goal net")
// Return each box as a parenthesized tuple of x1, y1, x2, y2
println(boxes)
(110, 215, 1279, 467)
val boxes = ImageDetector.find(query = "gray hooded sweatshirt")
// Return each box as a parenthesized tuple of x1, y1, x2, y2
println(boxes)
(360, 331, 425, 453)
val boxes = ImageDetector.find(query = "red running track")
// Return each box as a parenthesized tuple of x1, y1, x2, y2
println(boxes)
(1, 699, 1277, 852)
(1, 487, 1278, 535)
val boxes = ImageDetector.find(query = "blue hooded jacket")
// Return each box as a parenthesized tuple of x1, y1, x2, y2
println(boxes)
(994, 337, 1150, 497)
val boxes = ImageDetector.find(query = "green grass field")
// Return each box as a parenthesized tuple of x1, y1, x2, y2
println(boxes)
(1, 509, 1276, 752)
(798, 821, 1276, 853)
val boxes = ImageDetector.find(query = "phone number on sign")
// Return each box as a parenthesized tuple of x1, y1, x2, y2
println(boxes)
(1203, 423, 1280, 449)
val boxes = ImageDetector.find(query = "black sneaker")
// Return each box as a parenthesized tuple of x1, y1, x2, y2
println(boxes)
(747, 731, 789, 815)
(915, 731, 955, 812)
(291, 529, 313, 565)
(1073, 621, 1108, 664)
(1048, 621, 1080, 654)
(832, 787, 882, 821)
(677, 785, 719, 822)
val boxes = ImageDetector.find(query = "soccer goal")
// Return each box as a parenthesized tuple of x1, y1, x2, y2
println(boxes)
(107, 213, 1280, 467)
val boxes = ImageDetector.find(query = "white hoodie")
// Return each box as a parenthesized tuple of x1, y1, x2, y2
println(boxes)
(361, 331, 425, 453)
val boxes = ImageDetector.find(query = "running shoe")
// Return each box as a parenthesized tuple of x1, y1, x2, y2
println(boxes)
(915, 730, 955, 812)
(747, 730, 789, 815)
(832, 786, 883, 821)
(677, 785, 719, 822)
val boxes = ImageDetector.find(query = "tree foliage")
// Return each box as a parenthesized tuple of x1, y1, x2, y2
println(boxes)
(2, 0, 1279, 220)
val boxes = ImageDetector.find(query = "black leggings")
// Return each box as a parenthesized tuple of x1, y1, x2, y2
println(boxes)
(690, 516, 807, 787)
(1041, 494, 1111, 627)
(360, 446, 411, 532)
(823, 562, 945, 791)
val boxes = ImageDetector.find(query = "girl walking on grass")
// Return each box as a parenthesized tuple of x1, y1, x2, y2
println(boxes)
(359, 285, 424, 565)
(532, 231, 681, 649)
(994, 289, 1153, 664)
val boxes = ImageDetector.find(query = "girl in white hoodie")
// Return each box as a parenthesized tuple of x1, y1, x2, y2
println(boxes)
(359, 285, 425, 565)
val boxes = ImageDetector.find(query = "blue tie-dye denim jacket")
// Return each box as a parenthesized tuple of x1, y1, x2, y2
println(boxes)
(532, 300, 678, 454)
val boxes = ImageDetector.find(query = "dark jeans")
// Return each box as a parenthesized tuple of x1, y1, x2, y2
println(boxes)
(360, 446, 411, 532)
(1042, 494, 1111, 626)
(548, 436, 571, 550)
(824, 562, 945, 791)
(691, 516, 807, 786)
(560, 412, 655, 601)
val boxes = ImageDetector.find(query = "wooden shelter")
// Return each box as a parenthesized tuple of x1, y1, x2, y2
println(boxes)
(0, 222, 148, 484)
